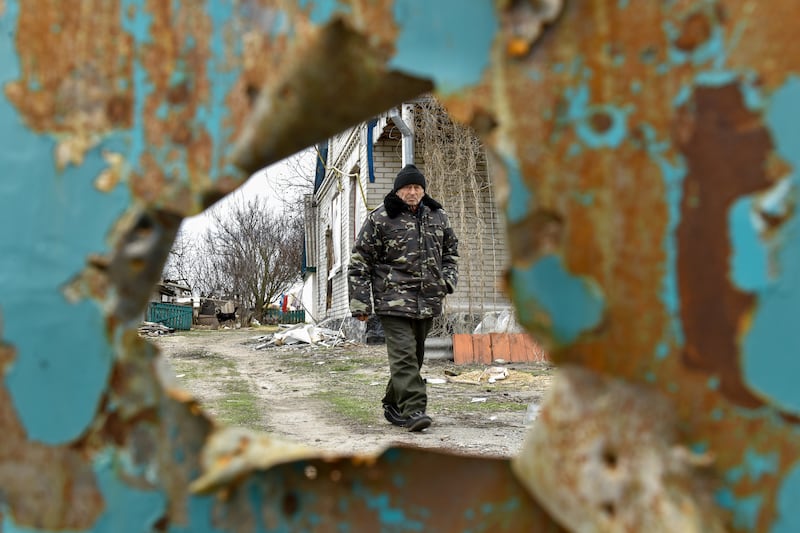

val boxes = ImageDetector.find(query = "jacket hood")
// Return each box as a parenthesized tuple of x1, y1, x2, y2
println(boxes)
(384, 191, 443, 218)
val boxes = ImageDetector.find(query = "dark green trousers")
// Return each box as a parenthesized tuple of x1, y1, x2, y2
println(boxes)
(379, 315, 433, 417)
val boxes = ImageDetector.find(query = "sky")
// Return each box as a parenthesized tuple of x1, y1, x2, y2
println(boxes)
(180, 150, 315, 238)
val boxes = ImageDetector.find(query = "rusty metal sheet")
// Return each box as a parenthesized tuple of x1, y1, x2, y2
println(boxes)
(489, 2, 800, 530)
(2, 0, 800, 531)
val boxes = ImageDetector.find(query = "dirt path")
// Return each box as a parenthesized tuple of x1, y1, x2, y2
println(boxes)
(152, 329, 553, 458)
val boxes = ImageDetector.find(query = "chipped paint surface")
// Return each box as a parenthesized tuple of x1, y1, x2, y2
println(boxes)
(3, 0, 800, 531)
(513, 365, 726, 532)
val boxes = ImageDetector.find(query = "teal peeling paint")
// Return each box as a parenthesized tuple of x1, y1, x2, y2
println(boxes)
(563, 83, 633, 150)
(121, 0, 154, 181)
(664, 16, 726, 68)
(655, 342, 669, 360)
(741, 182, 800, 413)
(500, 154, 532, 224)
(715, 489, 763, 531)
(766, 76, 800, 170)
(741, 74, 765, 110)
(638, 124, 687, 355)
(91, 452, 167, 533)
(270, 9, 291, 36)
(729, 197, 770, 291)
(741, 78, 800, 413)
(566, 143, 582, 159)
(201, 0, 242, 182)
(0, 2, 126, 443)
(389, 0, 497, 94)
(744, 449, 780, 482)
(773, 463, 800, 532)
(572, 190, 593, 206)
(509, 255, 605, 345)
(167, 494, 229, 533)
(527, 68, 543, 82)
(352, 482, 424, 531)
(691, 441, 709, 454)
(694, 69, 739, 88)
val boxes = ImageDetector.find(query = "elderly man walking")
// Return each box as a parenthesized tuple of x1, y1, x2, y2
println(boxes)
(348, 164, 459, 432)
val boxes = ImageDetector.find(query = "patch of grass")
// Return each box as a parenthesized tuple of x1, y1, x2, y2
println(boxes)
(328, 361, 357, 372)
(170, 351, 234, 374)
(313, 390, 377, 425)
(471, 400, 528, 412)
(170, 350, 261, 429)
(211, 380, 261, 427)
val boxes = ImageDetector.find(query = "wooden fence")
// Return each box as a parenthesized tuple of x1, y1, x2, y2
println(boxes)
(264, 309, 306, 324)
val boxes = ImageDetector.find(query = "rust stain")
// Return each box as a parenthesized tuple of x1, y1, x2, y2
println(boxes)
(673, 11, 712, 52)
(232, 17, 433, 175)
(7, 0, 270, 216)
(497, 0, 674, 379)
(7, 0, 132, 170)
(589, 110, 613, 133)
(724, 1, 800, 88)
(0, 343, 104, 530)
(675, 82, 772, 408)
(205, 448, 566, 532)
(507, 209, 565, 265)
(499, 0, 563, 60)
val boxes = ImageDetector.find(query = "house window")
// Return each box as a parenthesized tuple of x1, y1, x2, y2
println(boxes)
(328, 191, 341, 278)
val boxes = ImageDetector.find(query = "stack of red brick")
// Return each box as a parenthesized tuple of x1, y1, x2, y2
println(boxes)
(452, 333, 548, 364)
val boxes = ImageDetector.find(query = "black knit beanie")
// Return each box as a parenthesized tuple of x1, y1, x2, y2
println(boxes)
(393, 164, 426, 192)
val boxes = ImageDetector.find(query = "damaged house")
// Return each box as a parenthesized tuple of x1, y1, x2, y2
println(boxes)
(302, 97, 512, 335)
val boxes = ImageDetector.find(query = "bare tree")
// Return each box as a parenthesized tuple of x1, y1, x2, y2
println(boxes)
(202, 196, 303, 324)
(162, 227, 197, 289)
(265, 147, 317, 212)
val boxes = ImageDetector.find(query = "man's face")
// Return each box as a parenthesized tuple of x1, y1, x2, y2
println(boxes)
(396, 184, 424, 207)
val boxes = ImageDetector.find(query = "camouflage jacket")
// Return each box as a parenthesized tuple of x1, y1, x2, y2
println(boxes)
(348, 192, 459, 319)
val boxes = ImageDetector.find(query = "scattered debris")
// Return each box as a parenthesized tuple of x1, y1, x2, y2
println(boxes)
(524, 403, 540, 425)
(448, 368, 539, 386)
(473, 309, 522, 334)
(251, 323, 350, 349)
(471, 397, 488, 403)
(426, 378, 447, 384)
(139, 321, 175, 336)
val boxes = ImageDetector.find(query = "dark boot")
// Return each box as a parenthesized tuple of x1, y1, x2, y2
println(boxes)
(382, 404, 407, 426)
(405, 411, 432, 432)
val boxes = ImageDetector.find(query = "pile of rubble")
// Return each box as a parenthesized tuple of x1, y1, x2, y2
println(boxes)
(251, 323, 352, 349)
(138, 321, 175, 336)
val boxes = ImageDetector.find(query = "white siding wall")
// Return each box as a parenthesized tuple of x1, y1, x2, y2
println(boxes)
(313, 126, 365, 321)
